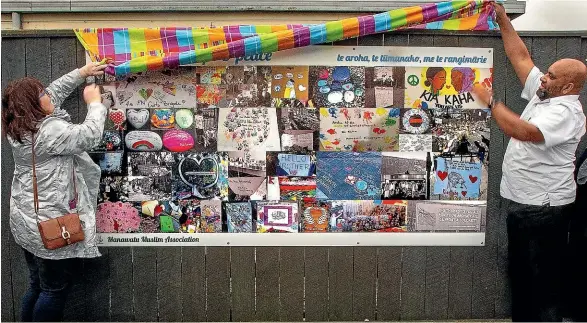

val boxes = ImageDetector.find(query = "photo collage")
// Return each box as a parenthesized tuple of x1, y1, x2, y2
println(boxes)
(93, 64, 490, 234)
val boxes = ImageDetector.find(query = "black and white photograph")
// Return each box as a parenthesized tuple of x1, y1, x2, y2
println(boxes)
(430, 108, 490, 164)
(90, 152, 126, 176)
(381, 152, 429, 200)
(125, 175, 172, 201)
(364, 66, 406, 108)
(255, 66, 272, 107)
(228, 151, 266, 177)
(194, 106, 219, 152)
(127, 151, 174, 176)
(98, 176, 129, 203)
(226, 84, 259, 107)
(278, 106, 320, 152)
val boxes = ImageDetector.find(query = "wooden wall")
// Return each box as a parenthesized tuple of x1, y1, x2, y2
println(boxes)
(1, 30, 586, 322)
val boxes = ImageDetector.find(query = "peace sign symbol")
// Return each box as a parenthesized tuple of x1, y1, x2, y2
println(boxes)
(407, 75, 419, 86)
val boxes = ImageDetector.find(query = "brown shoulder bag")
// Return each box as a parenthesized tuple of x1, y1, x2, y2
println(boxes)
(32, 135, 85, 250)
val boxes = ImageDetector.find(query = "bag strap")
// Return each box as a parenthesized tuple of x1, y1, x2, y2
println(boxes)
(31, 132, 78, 216)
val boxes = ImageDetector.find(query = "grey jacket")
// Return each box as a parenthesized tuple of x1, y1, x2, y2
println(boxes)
(9, 69, 107, 260)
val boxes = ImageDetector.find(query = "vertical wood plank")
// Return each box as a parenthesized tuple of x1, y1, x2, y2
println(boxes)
(109, 248, 134, 322)
(254, 247, 280, 321)
(496, 35, 532, 319)
(0, 37, 25, 323)
(279, 247, 304, 321)
(424, 247, 450, 320)
(376, 247, 402, 321)
(304, 247, 328, 321)
(380, 32, 409, 323)
(51, 37, 79, 117)
(205, 247, 231, 322)
(333, 37, 358, 46)
(181, 247, 206, 322)
(63, 261, 87, 322)
(84, 250, 111, 322)
(328, 247, 353, 321)
(459, 35, 502, 320)
(231, 247, 255, 322)
(132, 247, 159, 322)
(157, 247, 182, 322)
(75, 39, 87, 124)
(353, 247, 377, 321)
(358, 34, 384, 46)
(425, 34, 458, 322)
(448, 247, 474, 319)
(400, 247, 426, 320)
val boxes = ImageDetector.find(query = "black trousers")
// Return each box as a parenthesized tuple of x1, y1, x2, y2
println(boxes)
(564, 183, 587, 321)
(504, 199, 572, 322)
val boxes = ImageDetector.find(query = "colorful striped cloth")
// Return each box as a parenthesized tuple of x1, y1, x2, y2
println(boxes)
(74, 0, 499, 76)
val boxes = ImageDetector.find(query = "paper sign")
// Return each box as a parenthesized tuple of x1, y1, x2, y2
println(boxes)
(433, 157, 482, 199)
(277, 154, 312, 176)
(319, 107, 399, 152)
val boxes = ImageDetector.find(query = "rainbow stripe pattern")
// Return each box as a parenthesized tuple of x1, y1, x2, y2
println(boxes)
(74, 0, 499, 76)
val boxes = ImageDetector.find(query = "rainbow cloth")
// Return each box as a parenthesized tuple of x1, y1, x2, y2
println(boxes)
(74, 0, 498, 76)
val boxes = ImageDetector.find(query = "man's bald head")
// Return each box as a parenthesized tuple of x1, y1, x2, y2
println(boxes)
(538, 59, 587, 99)
(552, 58, 587, 93)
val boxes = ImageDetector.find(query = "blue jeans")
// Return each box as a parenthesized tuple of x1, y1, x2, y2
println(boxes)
(21, 249, 81, 322)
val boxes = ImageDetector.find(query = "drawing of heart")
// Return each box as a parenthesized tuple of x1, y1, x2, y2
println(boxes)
(437, 171, 448, 181)
(469, 175, 478, 183)
(178, 155, 219, 198)
(461, 191, 467, 197)
(127, 109, 150, 129)
(109, 109, 126, 126)
(139, 88, 153, 100)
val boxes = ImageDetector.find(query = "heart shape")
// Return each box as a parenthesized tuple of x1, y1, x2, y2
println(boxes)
(109, 109, 126, 127)
(178, 156, 219, 198)
(461, 191, 467, 197)
(298, 84, 307, 92)
(127, 109, 150, 129)
(469, 175, 478, 183)
(437, 171, 448, 181)
(139, 88, 153, 100)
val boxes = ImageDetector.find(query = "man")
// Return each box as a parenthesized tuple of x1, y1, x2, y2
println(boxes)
(473, 3, 587, 322)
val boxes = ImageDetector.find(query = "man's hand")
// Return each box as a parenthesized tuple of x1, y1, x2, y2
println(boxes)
(80, 61, 107, 78)
(492, 2, 507, 22)
(473, 84, 493, 107)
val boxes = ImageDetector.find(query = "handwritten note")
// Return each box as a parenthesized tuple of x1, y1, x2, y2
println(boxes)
(277, 154, 312, 176)
(319, 107, 399, 152)
(217, 108, 281, 151)
(115, 72, 197, 109)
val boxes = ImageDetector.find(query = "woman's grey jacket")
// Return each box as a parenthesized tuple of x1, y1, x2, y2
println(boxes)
(9, 69, 107, 260)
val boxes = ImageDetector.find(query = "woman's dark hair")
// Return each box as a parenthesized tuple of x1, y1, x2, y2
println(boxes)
(424, 67, 446, 87)
(1, 77, 47, 143)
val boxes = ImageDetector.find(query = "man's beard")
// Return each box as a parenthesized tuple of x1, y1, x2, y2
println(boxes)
(536, 87, 549, 100)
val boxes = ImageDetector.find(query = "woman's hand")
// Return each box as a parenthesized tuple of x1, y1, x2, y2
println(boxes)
(79, 61, 107, 78)
(84, 84, 103, 105)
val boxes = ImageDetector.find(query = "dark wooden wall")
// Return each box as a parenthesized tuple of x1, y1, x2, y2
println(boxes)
(2, 30, 586, 322)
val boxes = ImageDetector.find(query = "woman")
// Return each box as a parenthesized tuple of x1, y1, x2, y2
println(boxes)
(424, 67, 446, 95)
(2, 62, 107, 322)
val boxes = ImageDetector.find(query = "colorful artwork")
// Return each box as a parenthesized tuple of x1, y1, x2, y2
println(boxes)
(316, 152, 381, 200)
(311, 66, 365, 108)
(301, 200, 330, 232)
(329, 200, 407, 232)
(256, 201, 299, 233)
(96, 201, 141, 233)
(271, 66, 309, 102)
(404, 66, 492, 111)
(319, 107, 400, 152)
(433, 157, 482, 199)
(225, 202, 253, 233)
